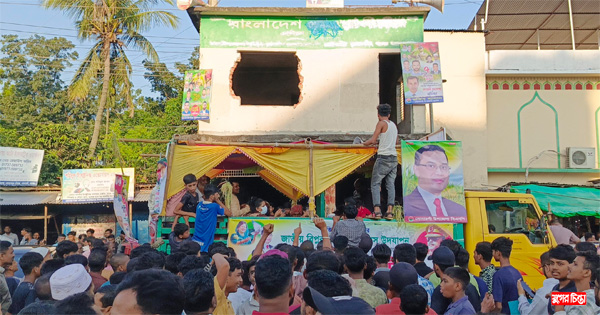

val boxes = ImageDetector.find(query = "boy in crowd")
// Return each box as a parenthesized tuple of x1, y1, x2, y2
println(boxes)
(7, 251, 43, 314)
(88, 249, 108, 292)
(66, 231, 77, 242)
(0, 241, 14, 314)
(473, 241, 495, 294)
(547, 244, 577, 314)
(400, 284, 430, 315)
(212, 253, 242, 315)
(178, 184, 231, 252)
(112, 269, 185, 314)
(414, 242, 434, 278)
(183, 269, 217, 315)
(56, 240, 79, 259)
(430, 246, 481, 314)
(302, 270, 374, 315)
(517, 251, 559, 315)
(372, 243, 392, 292)
(344, 246, 388, 308)
(393, 243, 434, 304)
(330, 205, 366, 247)
(491, 237, 522, 314)
(254, 254, 294, 315)
(554, 251, 599, 315)
(376, 262, 435, 315)
(173, 173, 202, 229)
(363, 103, 398, 219)
(169, 223, 191, 253)
(440, 267, 475, 315)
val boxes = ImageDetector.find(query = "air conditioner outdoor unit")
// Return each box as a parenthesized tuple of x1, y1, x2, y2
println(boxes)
(566, 147, 595, 169)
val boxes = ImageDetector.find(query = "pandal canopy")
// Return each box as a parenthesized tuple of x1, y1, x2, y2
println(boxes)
(165, 141, 401, 213)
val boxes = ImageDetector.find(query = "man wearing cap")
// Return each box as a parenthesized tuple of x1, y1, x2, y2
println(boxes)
(375, 262, 436, 315)
(430, 246, 481, 314)
(50, 264, 94, 301)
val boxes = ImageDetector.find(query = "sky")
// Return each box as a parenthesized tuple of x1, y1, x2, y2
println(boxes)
(0, 0, 483, 96)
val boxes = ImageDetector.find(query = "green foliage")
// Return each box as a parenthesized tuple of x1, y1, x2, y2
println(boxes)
(0, 35, 196, 186)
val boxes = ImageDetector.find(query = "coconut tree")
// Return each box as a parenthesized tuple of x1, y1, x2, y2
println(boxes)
(42, 0, 179, 157)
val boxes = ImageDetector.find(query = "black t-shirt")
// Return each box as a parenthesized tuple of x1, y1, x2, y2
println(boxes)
(431, 283, 481, 315)
(6, 277, 19, 297)
(548, 281, 577, 315)
(8, 281, 36, 314)
(180, 191, 200, 213)
(414, 262, 434, 278)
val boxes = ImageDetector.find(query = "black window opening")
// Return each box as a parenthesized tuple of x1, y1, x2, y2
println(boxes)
(232, 52, 301, 106)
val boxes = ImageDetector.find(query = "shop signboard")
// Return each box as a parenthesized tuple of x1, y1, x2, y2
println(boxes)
(62, 168, 135, 203)
(182, 70, 212, 121)
(401, 141, 467, 223)
(0, 147, 44, 187)
(228, 217, 453, 261)
(200, 15, 424, 49)
(400, 42, 444, 104)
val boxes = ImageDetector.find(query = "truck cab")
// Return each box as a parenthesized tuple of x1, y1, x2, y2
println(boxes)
(463, 191, 557, 290)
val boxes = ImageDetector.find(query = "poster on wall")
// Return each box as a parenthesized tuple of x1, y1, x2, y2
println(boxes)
(182, 70, 212, 121)
(227, 218, 453, 261)
(402, 141, 467, 223)
(114, 174, 133, 239)
(306, 0, 344, 8)
(0, 147, 44, 187)
(62, 168, 135, 203)
(400, 42, 444, 104)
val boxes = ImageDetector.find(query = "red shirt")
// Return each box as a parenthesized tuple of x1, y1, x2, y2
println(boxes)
(375, 297, 438, 315)
(357, 206, 372, 218)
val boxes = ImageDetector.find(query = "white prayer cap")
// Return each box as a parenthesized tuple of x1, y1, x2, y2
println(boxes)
(50, 264, 92, 300)
(29, 247, 49, 258)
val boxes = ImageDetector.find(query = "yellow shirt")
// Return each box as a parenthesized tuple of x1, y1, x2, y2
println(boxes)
(213, 277, 234, 315)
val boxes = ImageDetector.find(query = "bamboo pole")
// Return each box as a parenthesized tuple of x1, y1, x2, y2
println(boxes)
(308, 143, 315, 218)
(161, 141, 176, 216)
(129, 202, 133, 228)
(119, 137, 402, 150)
(140, 154, 163, 158)
(44, 205, 48, 243)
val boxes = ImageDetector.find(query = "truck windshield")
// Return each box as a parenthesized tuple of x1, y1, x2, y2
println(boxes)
(485, 200, 547, 244)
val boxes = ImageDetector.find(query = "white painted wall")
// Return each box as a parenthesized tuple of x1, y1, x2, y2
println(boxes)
(196, 31, 489, 188)
(424, 31, 489, 188)
(487, 50, 600, 75)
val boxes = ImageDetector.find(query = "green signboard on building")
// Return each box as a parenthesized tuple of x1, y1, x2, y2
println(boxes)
(200, 15, 424, 49)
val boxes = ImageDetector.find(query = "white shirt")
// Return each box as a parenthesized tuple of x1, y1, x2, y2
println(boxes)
(377, 120, 397, 156)
(236, 296, 259, 315)
(417, 186, 448, 216)
(228, 288, 252, 315)
(517, 277, 559, 315)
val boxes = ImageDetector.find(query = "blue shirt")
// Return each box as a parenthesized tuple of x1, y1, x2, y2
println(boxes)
(192, 201, 224, 252)
(492, 266, 522, 314)
(444, 296, 476, 315)
(418, 274, 435, 305)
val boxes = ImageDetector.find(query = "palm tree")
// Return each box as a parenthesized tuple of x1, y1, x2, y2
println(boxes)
(42, 0, 179, 157)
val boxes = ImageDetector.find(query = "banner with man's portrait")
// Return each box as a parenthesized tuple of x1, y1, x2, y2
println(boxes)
(400, 42, 443, 104)
(401, 141, 467, 223)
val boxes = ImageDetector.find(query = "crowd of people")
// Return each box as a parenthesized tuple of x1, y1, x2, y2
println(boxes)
(0, 227, 45, 246)
(0, 197, 599, 315)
